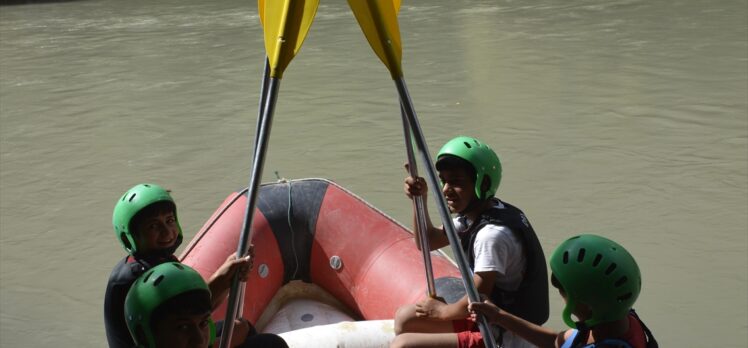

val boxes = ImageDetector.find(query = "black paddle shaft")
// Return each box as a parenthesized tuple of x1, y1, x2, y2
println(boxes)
(219, 77, 281, 348)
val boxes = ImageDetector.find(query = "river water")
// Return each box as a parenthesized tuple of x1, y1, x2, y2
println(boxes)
(1, 0, 746, 346)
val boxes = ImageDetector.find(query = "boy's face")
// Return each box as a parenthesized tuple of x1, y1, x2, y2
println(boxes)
(133, 210, 179, 255)
(438, 167, 477, 214)
(153, 311, 212, 348)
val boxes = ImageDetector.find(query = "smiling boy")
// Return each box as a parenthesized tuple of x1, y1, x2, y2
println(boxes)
(104, 183, 254, 348)
(391, 136, 549, 348)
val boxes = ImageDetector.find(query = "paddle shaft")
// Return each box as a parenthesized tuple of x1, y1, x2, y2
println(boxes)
(395, 77, 498, 348)
(254, 58, 271, 151)
(231, 57, 272, 320)
(400, 104, 437, 298)
(219, 77, 281, 348)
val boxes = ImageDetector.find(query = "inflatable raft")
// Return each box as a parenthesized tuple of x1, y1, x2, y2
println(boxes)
(180, 178, 465, 347)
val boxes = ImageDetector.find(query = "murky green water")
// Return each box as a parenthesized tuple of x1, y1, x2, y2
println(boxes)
(1, 0, 746, 346)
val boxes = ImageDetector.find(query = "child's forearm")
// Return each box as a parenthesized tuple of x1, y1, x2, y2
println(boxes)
(208, 275, 231, 310)
(490, 308, 558, 348)
(439, 297, 471, 321)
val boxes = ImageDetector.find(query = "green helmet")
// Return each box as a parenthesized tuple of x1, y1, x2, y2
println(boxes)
(437, 136, 502, 200)
(550, 234, 641, 328)
(112, 183, 182, 255)
(125, 262, 213, 348)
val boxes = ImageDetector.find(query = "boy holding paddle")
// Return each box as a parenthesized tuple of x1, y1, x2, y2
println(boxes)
(391, 136, 549, 348)
(103, 183, 258, 348)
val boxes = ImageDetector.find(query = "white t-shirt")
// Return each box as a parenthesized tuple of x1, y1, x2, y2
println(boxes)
(453, 201, 535, 348)
(452, 204, 526, 290)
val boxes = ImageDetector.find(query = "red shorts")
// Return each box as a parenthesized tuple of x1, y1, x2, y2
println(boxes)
(453, 319, 484, 348)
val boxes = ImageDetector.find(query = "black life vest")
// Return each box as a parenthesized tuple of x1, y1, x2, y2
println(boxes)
(104, 254, 177, 348)
(459, 199, 549, 325)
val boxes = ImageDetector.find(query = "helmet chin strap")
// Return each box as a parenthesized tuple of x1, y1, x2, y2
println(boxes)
(460, 177, 493, 216)
(458, 196, 491, 217)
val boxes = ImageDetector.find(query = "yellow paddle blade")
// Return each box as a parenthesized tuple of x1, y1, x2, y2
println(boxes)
(347, 0, 403, 79)
(262, 0, 320, 78)
(258, 0, 265, 25)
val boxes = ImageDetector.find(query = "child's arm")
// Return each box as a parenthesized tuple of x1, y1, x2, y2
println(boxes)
(468, 301, 561, 348)
(414, 294, 470, 321)
(208, 246, 254, 310)
(404, 173, 449, 250)
(413, 269, 497, 321)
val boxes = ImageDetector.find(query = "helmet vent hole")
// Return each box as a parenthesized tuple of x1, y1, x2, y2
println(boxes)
(592, 254, 603, 267)
(173, 263, 184, 270)
(562, 251, 569, 264)
(153, 275, 165, 286)
(128, 193, 137, 202)
(463, 141, 472, 149)
(142, 270, 154, 283)
(617, 292, 633, 302)
(605, 263, 618, 275)
(577, 248, 586, 263)
(614, 276, 628, 287)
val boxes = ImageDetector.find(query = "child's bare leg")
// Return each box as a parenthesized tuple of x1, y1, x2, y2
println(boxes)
(390, 332, 459, 348)
(394, 304, 455, 335)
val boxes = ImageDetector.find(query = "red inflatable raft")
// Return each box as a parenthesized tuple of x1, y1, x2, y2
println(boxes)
(180, 178, 464, 347)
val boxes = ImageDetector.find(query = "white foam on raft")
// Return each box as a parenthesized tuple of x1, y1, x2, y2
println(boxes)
(262, 298, 356, 333)
(277, 320, 396, 348)
(259, 297, 395, 347)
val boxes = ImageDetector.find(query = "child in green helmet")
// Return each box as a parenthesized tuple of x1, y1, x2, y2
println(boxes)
(104, 183, 258, 348)
(391, 136, 549, 348)
(468, 234, 658, 348)
(125, 262, 288, 348)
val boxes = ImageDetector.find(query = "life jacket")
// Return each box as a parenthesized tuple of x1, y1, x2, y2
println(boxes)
(459, 199, 549, 325)
(104, 254, 178, 348)
(118, 254, 178, 280)
(560, 310, 658, 348)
